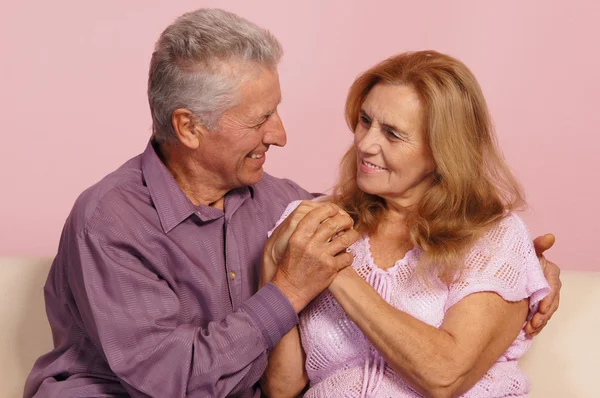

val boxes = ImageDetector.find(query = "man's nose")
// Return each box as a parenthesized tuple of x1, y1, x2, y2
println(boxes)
(262, 111, 287, 147)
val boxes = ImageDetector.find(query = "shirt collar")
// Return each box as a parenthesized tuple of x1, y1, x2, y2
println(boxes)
(142, 141, 196, 233)
(141, 141, 253, 232)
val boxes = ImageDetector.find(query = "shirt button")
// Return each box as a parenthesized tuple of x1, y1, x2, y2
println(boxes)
(229, 271, 236, 280)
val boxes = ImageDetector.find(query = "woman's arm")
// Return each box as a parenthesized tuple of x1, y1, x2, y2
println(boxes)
(259, 199, 358, 396)
(260, 326, 308, 397)
(258, 201, 332, 397)
(328, 268, 528, 398)
(258, 255, 309, 397)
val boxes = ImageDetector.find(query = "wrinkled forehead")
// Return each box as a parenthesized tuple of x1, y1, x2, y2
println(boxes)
(362, 83, 424, 131)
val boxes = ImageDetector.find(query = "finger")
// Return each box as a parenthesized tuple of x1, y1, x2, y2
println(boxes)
(540, 289, 559, 314)
(531, 310, 555, 336)
(545, 294, 560, 320)
(313, 213, 355, 243)
(539, 267, 560, 313)
(293, 203, 341, 236)
(533, 318, 548, 333)
(525, 316, 542, 335)
(538, 293, 554, 314)
(332, 251, 355, 271)
(533, 233, 555, 257)
(530, 312, 546, 329)
(287, 201, 328, 227)
(530, 320, 546, 337)
(271, 201, 322, 240)
(524, 321, 535, 335)
(532, 296, 560, 334)
(296, 200, 325, 213)
(327, 229, 360, 255)
(532, 302, 558, 336)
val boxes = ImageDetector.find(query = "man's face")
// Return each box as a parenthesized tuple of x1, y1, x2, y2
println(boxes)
(196, 66, 286, 191)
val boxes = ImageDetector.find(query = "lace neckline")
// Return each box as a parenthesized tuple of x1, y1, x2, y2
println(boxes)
(362, 234, 420, 275)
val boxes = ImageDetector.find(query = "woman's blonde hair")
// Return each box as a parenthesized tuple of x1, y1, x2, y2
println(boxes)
(332, 50, 525, 281)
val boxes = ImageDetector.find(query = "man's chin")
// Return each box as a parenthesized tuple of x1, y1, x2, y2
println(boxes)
(240, 169, 264, 187)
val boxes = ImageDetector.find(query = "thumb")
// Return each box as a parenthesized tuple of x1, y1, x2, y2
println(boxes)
(533, 233, 555, 257)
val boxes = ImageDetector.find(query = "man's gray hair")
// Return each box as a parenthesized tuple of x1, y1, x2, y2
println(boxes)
(148, 8, 283, 144)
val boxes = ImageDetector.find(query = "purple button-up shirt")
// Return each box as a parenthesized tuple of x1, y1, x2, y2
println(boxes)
(24, 142, 313, 398)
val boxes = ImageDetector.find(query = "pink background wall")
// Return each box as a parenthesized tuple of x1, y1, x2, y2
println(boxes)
(1, 0, 598, 271)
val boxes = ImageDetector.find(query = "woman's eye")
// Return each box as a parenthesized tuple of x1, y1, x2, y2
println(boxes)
(360, 115, 371, 125)
(385, 129, 403, 140)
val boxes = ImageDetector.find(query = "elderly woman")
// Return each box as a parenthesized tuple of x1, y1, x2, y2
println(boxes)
(261, 51, 551, 397)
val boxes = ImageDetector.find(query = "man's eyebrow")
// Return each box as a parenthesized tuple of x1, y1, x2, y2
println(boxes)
(254, 111, 272, 123)
(256, 99, 282, 122)
(248, 112, 271, 127)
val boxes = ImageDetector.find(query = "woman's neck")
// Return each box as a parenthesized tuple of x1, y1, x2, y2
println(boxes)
(372, 207, 412, 244)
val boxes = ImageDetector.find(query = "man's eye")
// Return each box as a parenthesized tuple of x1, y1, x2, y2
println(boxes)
(253, 119, 267, 129)
(254, 113, 274, 129)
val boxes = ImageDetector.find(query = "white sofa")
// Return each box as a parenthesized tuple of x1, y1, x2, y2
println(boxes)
(1, 258, 599, 398)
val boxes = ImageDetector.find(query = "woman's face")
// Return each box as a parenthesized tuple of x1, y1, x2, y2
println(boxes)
(354, 83, 436, 208)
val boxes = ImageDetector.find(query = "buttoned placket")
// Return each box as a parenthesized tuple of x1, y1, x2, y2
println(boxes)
(222, 188, 251, 311)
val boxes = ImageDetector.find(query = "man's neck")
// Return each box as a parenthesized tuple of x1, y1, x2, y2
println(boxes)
(156, 142, 228, 209)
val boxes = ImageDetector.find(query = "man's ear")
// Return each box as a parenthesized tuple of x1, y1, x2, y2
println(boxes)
(172, 109, 207, 149)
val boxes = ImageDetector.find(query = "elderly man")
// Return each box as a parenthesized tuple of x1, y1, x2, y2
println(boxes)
(25, 8, 561, 398)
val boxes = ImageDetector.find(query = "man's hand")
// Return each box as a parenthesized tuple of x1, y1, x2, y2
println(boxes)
(260, 201, 324, 288)
(270, 203, 359, 313)
(525, 233, 561, 337)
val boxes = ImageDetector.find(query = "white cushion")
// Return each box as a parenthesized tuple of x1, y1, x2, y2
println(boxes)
(0, 258, 53, 398)
(1, 258, 598, 397)
(520, 270, 600, 397)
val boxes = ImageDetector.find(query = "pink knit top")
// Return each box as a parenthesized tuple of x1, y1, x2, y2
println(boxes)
(273, 201, 550, 397)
